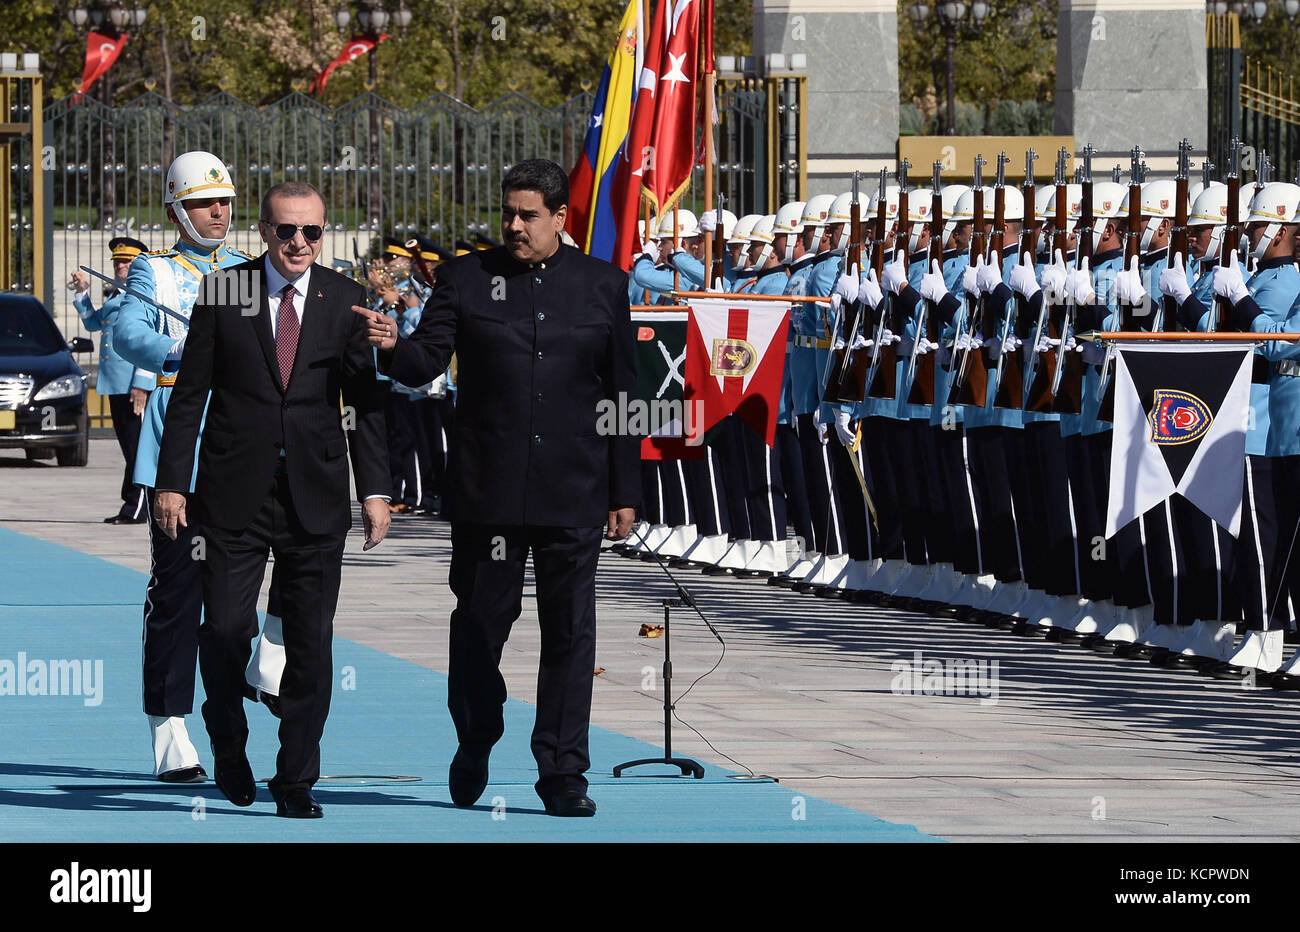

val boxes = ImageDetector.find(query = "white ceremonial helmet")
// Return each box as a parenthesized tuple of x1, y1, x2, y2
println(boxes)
(1089, 180, 1128, 253)
(998, 187, 1026, 223)
(1118, 179, 1182, 252)
(749, 213, 778, 268)
(730, 213, 762, 246)
(164, 150, 237, 249)
(905, 188, 934, 253)
(773, 200, 806, 263)
(800, 194, 837, 248)
(950, 186, 994, 224)
(827, 191, 857, 254)
(657, 208, 700, 240)
(716, 208, 738, 241)
(941, 184, 972, 247)
(1246, 181, 1300, 258)
(1189, 181, 1231, 261)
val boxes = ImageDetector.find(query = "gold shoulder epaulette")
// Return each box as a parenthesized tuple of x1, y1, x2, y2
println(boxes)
(145, 248, 175, 257)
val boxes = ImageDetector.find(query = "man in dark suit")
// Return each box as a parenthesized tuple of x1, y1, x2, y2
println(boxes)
(153, 181, 390, 819)
(355, 159, 640, 817)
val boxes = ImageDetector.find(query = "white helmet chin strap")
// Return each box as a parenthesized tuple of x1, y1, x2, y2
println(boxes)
(834, 225, 851, 254)
(754, 243, 774, 270)
(174, 203, 226, 250)
(1140, 216, 1160, 253)
(1206, 226, 1224, 264)
(782, 236, 797, 265)
(908, 223, 926, 255)
(1251, 222, 1282, 260)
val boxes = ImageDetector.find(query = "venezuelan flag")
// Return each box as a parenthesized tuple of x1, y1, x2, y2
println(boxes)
(567, 0, 641, 260)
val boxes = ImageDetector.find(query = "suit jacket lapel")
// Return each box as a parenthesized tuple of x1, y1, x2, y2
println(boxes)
(250, 262, 284, 392)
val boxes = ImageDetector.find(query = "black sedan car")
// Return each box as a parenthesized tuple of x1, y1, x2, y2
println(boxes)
(0, 293, 93, 466)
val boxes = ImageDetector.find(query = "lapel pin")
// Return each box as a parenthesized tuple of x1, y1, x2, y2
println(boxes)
(315, 290, 324, 299)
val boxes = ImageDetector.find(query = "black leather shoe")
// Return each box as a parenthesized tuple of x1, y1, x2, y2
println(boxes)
(449, 747, 489, 807)
(270, 786, 322, 818)
(211, 745, 256, 807)
(158, 764, 207, 784)
(544, 790, 597, 817)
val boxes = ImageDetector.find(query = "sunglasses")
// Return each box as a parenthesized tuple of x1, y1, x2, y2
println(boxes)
(261, 221, 324, 243)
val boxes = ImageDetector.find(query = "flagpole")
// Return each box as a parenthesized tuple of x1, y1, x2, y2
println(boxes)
(700, 0, 715, 282)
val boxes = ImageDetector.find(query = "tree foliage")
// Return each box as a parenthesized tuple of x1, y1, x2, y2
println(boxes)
(897, 0, 1056, 134)
(10, 0, 753, 107)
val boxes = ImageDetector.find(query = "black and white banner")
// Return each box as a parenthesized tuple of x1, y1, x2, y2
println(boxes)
(1106, 344, 1253, 538)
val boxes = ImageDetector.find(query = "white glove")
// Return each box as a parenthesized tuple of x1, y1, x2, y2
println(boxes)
(1212, 251, 1250, 306)
(1039, 249, 1068, 302)
(954, 332, 984, 351)
(1158, 253, 1192, 305)
(976, 255, 1002, 295)
(699, 210, 717, 233)
(834, 410, 855, 447)
(882, 251, 908, 296)
(915, 336, 940, 355)
(919, 259, 949, 304)
(858, 270, 884, 310)
(1010, 251, 1040, 300)
(639, 240, 660, 263)
(813, 404, 829, 443)
(1000, 334, 1022, 354)
(1066, 256, 1095, 305)
(878, 328, 899, 346)
(962, 258, 979, 296)
(1114, 256, 1146, 306)
(834, 272, 859, 305)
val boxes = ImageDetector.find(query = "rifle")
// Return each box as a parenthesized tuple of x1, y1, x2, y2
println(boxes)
(1048, 144, 1089, 414)
(865, 161, 909, 400)
(992, 151, 1027, 408)
(907, 162, 945, 405)
(948, 154, 989, 407)
(823, 170, 867, 403)
(1159, 138, 1191, 332)
(1096, 145, 1146, 419)
(1211, 137, 1241, 332)
(710, 191, 726, 290)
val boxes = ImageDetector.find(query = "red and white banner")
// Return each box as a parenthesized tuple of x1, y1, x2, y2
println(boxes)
(310, 35, 389, 94)
(638, 0, 699, 217)
(78, 31, 128, 95)
(684, 297, 789, 447)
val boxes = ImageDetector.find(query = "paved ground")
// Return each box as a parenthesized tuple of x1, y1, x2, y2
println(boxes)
(4, 439, 1300, 842)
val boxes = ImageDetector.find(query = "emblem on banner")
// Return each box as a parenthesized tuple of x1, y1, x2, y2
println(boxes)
(710, 337, 757, 377)
(1148, 389, 1212, 445)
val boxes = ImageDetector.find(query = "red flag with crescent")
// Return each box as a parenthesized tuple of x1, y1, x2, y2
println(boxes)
(78, 31, 128, 96)
(310, 35, 390, 94)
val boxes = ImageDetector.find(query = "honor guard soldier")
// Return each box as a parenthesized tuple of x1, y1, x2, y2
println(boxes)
(1206, 182, 1300, 677)
(71, 236, 154, 523)
(113, 150, 284, 780)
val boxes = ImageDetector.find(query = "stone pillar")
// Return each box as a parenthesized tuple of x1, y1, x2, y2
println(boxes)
(755, 0, 899, 197)
(1055, 0, 1207, 174)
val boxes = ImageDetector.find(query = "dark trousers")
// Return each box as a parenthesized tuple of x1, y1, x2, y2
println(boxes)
(142, 490, 204, 717)
(965, 427, 1021, 582)
(795, 414, 845, 555)
(107, 393, 147, 519)
(685, 449, 728, 537)
(448, 522, 602, 799)
(1023, 422, 1077, 596)
(1066, 432, 1113, 601)
(935, 425, 981, 574)
(862, 416, 906, 562)
(198, 470, 344, 792)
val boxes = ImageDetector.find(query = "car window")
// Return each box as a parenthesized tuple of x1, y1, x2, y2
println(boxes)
(0, 301, 65, 355)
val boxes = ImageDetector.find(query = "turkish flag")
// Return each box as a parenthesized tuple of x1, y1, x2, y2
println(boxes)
(310, 35, 389, 94)
(609, 0, 668, 271)
(639, 0, 699, 219)
(78, 31, 128, 95)
(684, 297, 789, 447)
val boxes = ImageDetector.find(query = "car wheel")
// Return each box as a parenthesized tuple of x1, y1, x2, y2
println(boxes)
(56, 413, 89, 467)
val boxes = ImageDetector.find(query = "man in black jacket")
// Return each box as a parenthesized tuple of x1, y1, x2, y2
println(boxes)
(154, 181, 390, 819)
(356, 159, 640, 816)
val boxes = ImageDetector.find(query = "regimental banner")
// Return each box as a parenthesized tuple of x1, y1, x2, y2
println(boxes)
(630, 310, 704, 460)
(684, 297, 790, 447)
(1106, 344, 1253, 537)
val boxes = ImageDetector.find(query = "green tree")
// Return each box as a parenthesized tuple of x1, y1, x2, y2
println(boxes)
(898, 0, 1056, 135)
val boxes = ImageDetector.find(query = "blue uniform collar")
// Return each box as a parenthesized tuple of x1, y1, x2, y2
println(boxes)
(174, 238, 230, 264)
(1255, 256, 1294, 272)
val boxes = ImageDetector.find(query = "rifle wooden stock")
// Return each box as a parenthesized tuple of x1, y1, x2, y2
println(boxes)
(823, 186, 868, 403)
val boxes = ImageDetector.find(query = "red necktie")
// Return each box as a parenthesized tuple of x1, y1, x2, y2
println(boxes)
(275, 285, 299, 389)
